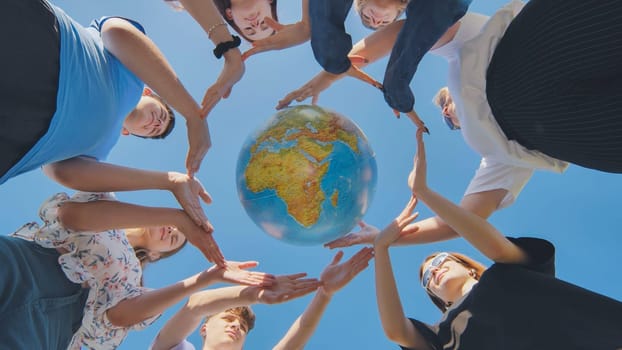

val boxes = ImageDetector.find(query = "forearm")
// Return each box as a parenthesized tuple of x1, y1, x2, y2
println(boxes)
(392, 216, 458, 246)
(58, 200, 186, 232)
(178, 0, 234, 44)
(153, 286, 258, 350)
(273, 290, 331, 350)
(416, 188, 526, 263)
(43, 157, 172, 192)
(107, 269, 221, 328)
(350, 20, 404, 68)
(100, 18, 201, 120)
(373, 247, 411, 341)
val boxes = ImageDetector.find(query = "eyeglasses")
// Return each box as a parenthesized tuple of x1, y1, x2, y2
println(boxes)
(443, 115, 460, 130)
(421, 252, 452, 289)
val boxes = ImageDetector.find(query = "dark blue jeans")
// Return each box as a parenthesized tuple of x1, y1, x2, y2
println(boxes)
(0, 236, 88, 350)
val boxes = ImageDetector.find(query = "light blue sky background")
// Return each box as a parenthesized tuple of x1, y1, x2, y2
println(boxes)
(2, 0, 621, 348)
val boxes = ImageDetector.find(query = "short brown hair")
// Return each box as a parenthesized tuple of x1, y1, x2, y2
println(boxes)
(204, 307, 256, 334)
(418, 252, 487, 312)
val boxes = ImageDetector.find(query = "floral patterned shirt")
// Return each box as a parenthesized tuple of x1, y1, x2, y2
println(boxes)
(12, 192, 160, 350)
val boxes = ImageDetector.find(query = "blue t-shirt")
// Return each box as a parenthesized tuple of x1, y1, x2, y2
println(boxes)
(0, 7, 144, 184)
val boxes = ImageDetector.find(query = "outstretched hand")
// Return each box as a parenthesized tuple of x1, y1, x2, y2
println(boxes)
(168, 172, 213, 229)
(258, 273, 321, 304)
(208, 261, 276, 286)
(276, 70, 339, 110)
(275, 56, 375, 110)
(374, 195, 420, 249)
(320, 247, 374, 296)
(408, 128, 429, 195)
(242, 17, 310, 60)
(201, 48, 245, 117)
(323, 221, 379, 249)
(176, 213, 225, 266)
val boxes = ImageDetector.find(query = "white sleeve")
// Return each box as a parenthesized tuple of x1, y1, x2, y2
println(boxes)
(149, 339, 196, 350)
(464, 158, 534, 209)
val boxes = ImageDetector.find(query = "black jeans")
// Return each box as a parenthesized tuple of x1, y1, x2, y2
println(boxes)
(0, 0, 60, 177)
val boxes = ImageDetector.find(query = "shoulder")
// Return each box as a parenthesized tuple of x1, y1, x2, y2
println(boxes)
(504, 237, 555, 275)
(90, 16, 146, 35)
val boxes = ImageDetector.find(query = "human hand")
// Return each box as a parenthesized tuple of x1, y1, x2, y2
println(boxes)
(408, 128, 429, 195)
(406, 110, 429, 133)
(276, 70, 339, 110)
(206, 261, 276, 286)
(275, 56, 373, 110)
(168, 172, 213, 229)
(176, 211, 225, 266)
(345, 64, 383, 91)
(319, 247, 374, 297)
(185, 117, 211, 177)
(323, 221, 379, 249)
(257, 273, 321, 304)
(374, 196, 420, 249)
(242, 18, 310, 60)
(201, 48, 245, 117)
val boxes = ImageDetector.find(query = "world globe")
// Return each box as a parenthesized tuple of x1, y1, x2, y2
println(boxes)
(236, 105, 377, 245)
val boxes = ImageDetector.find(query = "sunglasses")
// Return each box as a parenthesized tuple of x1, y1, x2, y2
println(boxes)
(421, 252, 452, 289)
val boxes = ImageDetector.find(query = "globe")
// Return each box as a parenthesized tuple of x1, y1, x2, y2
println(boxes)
(236, 105, 377, 245)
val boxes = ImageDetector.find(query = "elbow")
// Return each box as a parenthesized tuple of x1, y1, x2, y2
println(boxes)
(43, 162, 71, 186)
(100, 19, 138, 55)
(43, 159, 81, 189)
(106, 309, 135, 328)
(382, 327, 402, 343)
(56, 202, 84, 231)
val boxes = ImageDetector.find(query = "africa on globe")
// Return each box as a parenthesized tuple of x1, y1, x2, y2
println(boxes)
(236, 105, 377, 245)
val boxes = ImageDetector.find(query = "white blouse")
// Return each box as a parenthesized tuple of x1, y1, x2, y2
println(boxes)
(12, 192, 160, 350)
(430, 1, 569, 208)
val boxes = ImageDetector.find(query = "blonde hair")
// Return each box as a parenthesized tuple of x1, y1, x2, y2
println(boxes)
(418, 252, 487, 312)
(432, 86, 451, 109)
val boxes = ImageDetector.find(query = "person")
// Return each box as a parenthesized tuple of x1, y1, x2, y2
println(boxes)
(0, 191, 277, 349)
(150, 247, 374, 350)
(369, 129, 622, 349)
(324, 0, 622, 251)
(239, 0, 407, 60)
(1, 0, 232, 259)
(277, 0, 470, 129)
(295, 0, 622, 170)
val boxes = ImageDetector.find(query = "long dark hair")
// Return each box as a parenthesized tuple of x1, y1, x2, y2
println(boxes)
(213, 0, 279, 42)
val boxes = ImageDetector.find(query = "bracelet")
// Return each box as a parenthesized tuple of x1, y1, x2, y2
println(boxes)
(213, 35, 242, 59)
(207, 22, 226, 38)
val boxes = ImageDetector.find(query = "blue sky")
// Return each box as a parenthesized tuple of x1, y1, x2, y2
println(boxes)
(2, 0, 621, 348)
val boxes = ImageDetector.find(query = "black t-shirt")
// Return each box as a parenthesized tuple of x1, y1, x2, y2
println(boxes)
(400, 238, 622, 350)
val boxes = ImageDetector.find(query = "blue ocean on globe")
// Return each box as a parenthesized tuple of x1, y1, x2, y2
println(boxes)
(236, 105, 377, 245)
